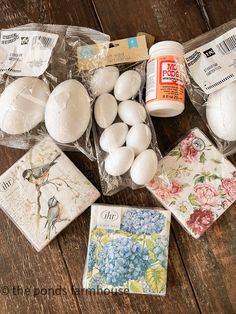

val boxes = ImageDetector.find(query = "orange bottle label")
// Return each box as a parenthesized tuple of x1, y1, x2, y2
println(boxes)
(146, 55, 185, 104)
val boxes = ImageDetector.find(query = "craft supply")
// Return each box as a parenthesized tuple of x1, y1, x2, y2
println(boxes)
(146, 41, 185, 117)
(90, 66, 119, 96)
(83, 204, 171, 295)
(94, 93, 118, 128)
(99, 122, 128, 153)
(118, 100, 146, 126)
(105, 147, 134, 176)
(0, 137, 100, 251)
(131, 149, 158, 185)
(206, 81, 236, 141)
(45, 79, 91, 144)
(0, 77, 50, 135)
(126, 123, 152, 155)
(146, 128, 236, 239)
(114, 70, 142, 101)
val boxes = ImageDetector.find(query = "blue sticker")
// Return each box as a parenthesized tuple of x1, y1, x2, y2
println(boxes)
(80, 46, 94, 59)
(128, 37, 138, 48)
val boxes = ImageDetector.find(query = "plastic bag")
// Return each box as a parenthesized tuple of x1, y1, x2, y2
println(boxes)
(91, 36, 162, 195)
(0, 23, 110, 160)
(184, 19, 236, 156)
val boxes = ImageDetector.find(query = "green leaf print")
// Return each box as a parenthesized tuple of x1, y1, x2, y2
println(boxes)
(145, 266, 167, 293)
(129, 280, 144, 293)
(188, 193, 199, 207)
(200, 152, 206, 164)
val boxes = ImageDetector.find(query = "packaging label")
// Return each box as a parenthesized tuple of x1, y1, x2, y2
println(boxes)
(0, 30, 58, 77)
(146, 55, 185, 104)
(96, 206, 121, 230)
(184, 27, 236, 94)
(77, 35, 148, 71)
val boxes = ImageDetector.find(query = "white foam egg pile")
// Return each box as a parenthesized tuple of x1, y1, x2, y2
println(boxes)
(92, 66, 158, 185)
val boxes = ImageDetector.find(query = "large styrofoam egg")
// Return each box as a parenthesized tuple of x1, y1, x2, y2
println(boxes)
(206, 81, 236, 141)
(94, 93, 117, 128)
(114, 70, 142, 101)
(90, 66, 119, 96)
(105, 147, 134, 176)
(45, 79, 91, 144)
(99, 122, 128, 152)
(118, 100, 146, 125)
(0, 77, 50, 135)
(130, 149, 158, 185)
(126, 123, 152, 155)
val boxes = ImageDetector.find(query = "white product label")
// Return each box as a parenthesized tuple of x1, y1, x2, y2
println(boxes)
(184, 27, 236, 94)
(96, 207, 121, 230)
(0, 30, 58, 77)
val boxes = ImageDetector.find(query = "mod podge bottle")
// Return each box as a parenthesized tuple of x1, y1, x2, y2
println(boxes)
(146, 41, 185, 117)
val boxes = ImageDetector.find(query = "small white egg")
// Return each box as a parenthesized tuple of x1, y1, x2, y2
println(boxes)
(114, 70, 142, 101)
(206, 81, 236, 141)
(118, 100, 146, 125)
(90, 66, 119, 96)
(94, 93, 117, 128)
(0, 77, 50, 135)
(105, 147, 134, 176)
(45, 79, 91, 144)
(130, 149, 158, 185)
(126, 123, 152, 155)
(99, 122, 128, 152)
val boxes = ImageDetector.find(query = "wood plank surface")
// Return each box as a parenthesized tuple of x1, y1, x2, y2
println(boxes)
(0, 0, 235, 313)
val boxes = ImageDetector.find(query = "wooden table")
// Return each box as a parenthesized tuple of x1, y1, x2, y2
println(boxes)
(0, 1, 235, 313)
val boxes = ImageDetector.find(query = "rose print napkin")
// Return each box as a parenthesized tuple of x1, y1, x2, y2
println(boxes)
(83, 204, 171, 295)
(0, 137, 100, 251)
(146, 128, 236, 239)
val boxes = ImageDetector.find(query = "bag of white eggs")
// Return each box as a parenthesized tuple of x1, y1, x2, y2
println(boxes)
(88, 36, 162, 195)
(184, 19, 236, 156)
(0, 23, 110, 160)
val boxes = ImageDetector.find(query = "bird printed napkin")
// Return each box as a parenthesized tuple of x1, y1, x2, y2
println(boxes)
(0, 137, 100, 251)
(83, 204, 171, 295)
(146, 128, 236, 239)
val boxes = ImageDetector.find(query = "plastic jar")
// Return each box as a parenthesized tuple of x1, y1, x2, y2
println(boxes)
(145, 41, 185, 117)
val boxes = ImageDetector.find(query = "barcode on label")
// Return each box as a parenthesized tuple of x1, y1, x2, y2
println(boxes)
(32, 36, 54, 48)
(216, 35, 236, 55)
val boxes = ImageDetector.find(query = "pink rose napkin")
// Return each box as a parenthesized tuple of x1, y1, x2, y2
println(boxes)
(146, 128, 236, 238)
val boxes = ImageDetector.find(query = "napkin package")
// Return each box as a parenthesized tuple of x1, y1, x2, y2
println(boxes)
(146, 128, 236, 238)
(0, 137, 100, 251)
(83, 204, 171, 295)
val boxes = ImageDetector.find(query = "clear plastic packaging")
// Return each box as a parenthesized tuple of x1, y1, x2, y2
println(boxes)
(0, 23, 110, 160)
(92, 60, 162, 196)
(184, 19, 236, 156)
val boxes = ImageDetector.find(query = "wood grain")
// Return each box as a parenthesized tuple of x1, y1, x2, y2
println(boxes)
(0, 0, 235, 313)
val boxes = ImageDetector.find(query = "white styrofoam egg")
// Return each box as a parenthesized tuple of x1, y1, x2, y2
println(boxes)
(126, 123, 152, 155)
(114, 70, 142, 101)
(118, 100, 146, 125)
(206, 81, 236, 141)
(105, 147, 134, 176)
(0, 77, 50, 135)
(45, 79, 91, 144)
(90, 66, 119, 96)
(99, 122, 128, 152)
(130, 149, 158, 185)
(94, 93, 117, 128)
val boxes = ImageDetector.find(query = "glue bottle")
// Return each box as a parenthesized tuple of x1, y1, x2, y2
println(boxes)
(146, 41, 185, 117)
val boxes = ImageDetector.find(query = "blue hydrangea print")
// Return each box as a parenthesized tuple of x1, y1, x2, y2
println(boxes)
(121, 208, 165, 235)
(89, 274, 104, 289)
(87, 240, 96, 272)
(153, 236, 169, 268)
(98, 237, 151, 286)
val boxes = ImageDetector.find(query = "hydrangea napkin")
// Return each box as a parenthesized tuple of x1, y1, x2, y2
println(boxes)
(83, 204, 171, 295)
(0, 137, 100, 251)
(146, 128, 236, 238)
